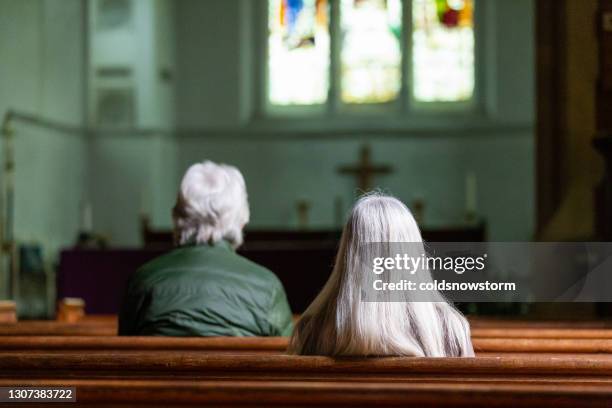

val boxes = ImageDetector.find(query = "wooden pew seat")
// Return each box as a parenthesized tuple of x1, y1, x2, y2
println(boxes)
(2, 336, 612, 354)
(3, 352, 612, 380)
(3, 317, 612, 338)
(2, 353, 612, 407)
(0, 319, 117, 336)
(3, 320, 612, 407)
(0, 377, 610, 407)
(472, 328, 612, 339)
(1, 318, 611, 407)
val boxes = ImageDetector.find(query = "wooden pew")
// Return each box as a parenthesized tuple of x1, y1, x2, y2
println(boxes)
(2, 352, 612, 382)
(0, 320, 117, 336)
(2, 326, 612, 406)
(2, 336, 612, 354)
(0, 377, 610, 407)
(1, 319, 611, 407)
(473, 338, 612, 353)
(469, 318, 612, 329)
(2, 352, 612, 407)
(473, 328, 612, 339)
(3, 317, 612, 338)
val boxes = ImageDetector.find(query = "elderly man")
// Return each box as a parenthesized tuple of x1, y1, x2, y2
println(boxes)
(119, 161, 293, 336)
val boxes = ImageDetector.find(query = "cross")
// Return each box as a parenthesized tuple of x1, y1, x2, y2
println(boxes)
(338, 145, 393, 192)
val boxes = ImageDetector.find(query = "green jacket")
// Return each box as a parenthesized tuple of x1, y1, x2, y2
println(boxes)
(118, 241, 293, 337)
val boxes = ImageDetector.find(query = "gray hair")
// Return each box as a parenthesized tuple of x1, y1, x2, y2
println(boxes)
(172, 161, 249, 249)
(288, 193, 474, 357)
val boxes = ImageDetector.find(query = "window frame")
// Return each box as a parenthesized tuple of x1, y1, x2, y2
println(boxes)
(254, 0, 487, 124)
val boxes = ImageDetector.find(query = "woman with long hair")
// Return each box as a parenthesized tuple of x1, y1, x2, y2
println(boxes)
(288, 193, 474, 357)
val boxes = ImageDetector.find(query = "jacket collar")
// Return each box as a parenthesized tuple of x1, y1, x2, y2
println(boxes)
(180, 239, 234, 252)
(212, 239, 234, 251)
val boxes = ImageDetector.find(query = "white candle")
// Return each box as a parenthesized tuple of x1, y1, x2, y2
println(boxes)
(466, 172, 477, 216)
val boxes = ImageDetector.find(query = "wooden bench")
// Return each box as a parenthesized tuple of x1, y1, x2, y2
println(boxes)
(2, 321, 612, 406)
(473, 328, 612, 339)
(469, 318, 612, 329)
(1, 352, 612, 407)
(3, 317, 612, 338)
(0, 320, 117, 336)
(1, 336, 612, 354)
(2, 352, 612, 381)
(0, 377, 610, 407)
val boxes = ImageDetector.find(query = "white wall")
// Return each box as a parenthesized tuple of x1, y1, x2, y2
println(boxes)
(175, 0, 244, 127)
(90, 133, 178, 245)
(178, 133, 533, 240)
(88, 0, 178, 245)
(0, 0, 537, 287)
(173, 0, 536, 241)
(0, 0, 87, 297)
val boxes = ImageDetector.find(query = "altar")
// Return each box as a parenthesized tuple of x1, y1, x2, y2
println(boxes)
(58, 222, 486, 315)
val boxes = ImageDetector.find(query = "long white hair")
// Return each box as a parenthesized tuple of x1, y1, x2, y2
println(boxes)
(288, 193, 474, 357)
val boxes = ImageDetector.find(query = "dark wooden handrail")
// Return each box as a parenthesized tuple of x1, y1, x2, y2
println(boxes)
(2, 352, 612, 377)
(1, 336, 612, 354)
(0, 378, 610, 407)
(3, 318, 612, 338)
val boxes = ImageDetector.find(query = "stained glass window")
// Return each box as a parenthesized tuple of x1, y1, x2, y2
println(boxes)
(267, 0, 477, 109)
(340, 0, 402, 104)
(268, 0, 330, 105)
(412, 0, 475, 102)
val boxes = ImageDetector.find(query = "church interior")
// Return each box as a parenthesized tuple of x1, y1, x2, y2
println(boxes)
(1, 0, 612, 406)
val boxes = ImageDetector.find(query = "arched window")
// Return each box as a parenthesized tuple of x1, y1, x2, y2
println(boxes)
(265, 0, 477, 114)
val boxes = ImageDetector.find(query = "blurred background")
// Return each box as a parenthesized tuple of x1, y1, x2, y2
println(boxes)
(0, 0, 607, 319)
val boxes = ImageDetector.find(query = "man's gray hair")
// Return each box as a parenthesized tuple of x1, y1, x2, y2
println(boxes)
(173, 161, 249, 248)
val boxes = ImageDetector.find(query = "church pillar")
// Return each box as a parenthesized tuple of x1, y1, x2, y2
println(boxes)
(594, 1, 612, 240)
(537, 0, 602, 241)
